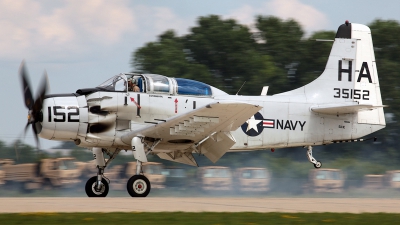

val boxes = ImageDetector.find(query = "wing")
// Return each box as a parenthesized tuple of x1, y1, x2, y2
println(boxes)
(311, 103, 387, 115)
(121, 101, 262, 166)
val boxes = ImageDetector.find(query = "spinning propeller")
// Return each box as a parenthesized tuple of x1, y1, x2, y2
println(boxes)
(19, 61, 49, 150)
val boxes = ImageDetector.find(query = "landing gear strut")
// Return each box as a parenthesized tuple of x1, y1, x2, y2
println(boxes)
(125, 137, 160, 197)
(306, 146, 322, 169)
(85, 147, 115, 197)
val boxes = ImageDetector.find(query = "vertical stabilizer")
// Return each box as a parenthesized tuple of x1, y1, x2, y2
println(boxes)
(276, 22, 385, 126)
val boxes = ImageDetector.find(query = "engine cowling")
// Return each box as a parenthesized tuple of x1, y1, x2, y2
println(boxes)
(39, 95, 88, 141)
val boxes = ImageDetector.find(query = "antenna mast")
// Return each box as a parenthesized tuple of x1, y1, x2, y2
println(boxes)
(236, 81, 246, 95)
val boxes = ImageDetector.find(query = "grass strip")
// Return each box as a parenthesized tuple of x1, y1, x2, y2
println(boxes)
(0, 212, 399, 225)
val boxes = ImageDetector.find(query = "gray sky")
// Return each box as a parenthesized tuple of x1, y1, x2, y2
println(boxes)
(1, 0, 399, 149)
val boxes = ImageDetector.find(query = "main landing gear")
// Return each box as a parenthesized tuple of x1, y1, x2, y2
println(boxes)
(126, 161, 151, 197)
(85, 176, 109, 197)
(306, 146, 322, 169)
(85, 147, 110, 197)
(85, 137, 159, 198)
(125, 137, 159, 197)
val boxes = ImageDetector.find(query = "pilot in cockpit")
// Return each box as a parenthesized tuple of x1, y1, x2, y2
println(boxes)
(128, 77, 140, 92)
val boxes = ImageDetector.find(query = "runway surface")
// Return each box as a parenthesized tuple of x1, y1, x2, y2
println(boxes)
(1, 198, 400, 213)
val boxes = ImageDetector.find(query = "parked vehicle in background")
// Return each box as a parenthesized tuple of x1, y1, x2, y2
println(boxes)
(106, 162, 166, 190)
(235, 167, 270, 192)
(0, 159, 10, 185)
(2, 158, 81, 192)
(198, 166, 232, 191)
(385, 170, 400, 189)
(307, 169, 345, 193)
(0, 165, 3, 186)
(162, 167, 188, 189)
(75, 160, 98, 181)
(363, 174, 384, 189)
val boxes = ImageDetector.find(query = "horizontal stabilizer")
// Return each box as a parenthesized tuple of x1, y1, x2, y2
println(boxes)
(311, 103, 386, 115)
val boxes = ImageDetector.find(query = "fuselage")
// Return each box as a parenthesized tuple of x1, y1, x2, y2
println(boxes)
(39, 85, 384, 152)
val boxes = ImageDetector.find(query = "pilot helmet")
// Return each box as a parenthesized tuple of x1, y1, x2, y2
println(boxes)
(127, 77, 136, 84)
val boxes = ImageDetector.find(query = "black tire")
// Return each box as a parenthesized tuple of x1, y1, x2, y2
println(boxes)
(42, 178, 53, 190)
(127, 175, 151, 197)
(20, 182, 34, 194)
(85, 176, 109, 197)
(314, 161, 322, 169)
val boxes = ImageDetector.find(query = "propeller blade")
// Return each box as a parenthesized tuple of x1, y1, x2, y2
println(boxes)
(24, 121, 30, 134)
(34, 121, 43, 134)
(32, 123, 41, 150)
(32, 71, 48, 115)
(19, 61, 34, 110)
(18, 61, 47, 153)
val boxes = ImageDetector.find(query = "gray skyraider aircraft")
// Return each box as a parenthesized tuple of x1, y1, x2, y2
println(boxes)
(20, 21, 386, 197)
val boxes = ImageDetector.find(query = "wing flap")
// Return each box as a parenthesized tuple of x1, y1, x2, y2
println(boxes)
(199, 131, 236, 163)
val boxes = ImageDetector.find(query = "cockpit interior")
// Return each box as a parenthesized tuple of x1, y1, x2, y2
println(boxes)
(96, 73, 224, 97)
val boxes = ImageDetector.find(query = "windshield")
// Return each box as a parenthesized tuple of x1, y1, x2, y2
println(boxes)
(168, 169, 186, 177)
(203, 168, 231, 178)
(315, 170, 342, 180)
(330, 171, 342, 180)
(242, 169, 268, 179)
(393, 173, 400, 182)
(97, 74, 127, 92)
(59, 159, 77, 170)
(144, 165, 163, 175)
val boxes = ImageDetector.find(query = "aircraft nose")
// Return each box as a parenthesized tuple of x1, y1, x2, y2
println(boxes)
(39, 95, 88, 142)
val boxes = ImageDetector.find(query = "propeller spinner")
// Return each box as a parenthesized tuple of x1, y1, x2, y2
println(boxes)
(19, 61, 49, 149)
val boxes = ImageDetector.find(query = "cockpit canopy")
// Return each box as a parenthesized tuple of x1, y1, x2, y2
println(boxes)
(96, 73, 227, 97)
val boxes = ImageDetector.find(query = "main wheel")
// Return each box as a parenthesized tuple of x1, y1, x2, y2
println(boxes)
(127, 175, 151, 197)
(85, 176, 109, 197)
(314, 161, 322, 169)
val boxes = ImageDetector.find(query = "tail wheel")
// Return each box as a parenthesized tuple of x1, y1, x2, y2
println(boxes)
(314, 161, 322, 169)
(85, 176, 109, 197)
(127, 175, 151, 197)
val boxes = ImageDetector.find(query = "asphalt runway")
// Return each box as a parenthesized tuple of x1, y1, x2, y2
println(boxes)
(1, 198, 400, 213)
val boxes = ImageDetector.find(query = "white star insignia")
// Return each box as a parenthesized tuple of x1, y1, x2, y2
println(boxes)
(246, 115, 262, 133)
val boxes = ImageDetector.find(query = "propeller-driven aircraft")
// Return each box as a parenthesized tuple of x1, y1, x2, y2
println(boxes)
(20, 21, 386, 197)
